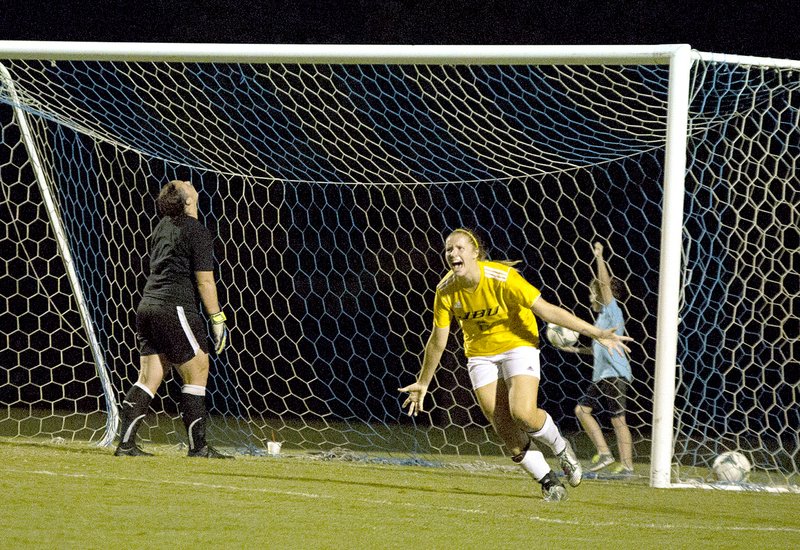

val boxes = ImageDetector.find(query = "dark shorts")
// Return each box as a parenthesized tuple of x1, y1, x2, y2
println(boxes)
(577, 377, 630, 417)
(136, 303, 208, 364)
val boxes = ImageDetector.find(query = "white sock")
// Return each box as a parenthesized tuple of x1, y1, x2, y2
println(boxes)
(516, 449, 552, 482)
(181, 384, 206, 396)
(134, 381, 154, 398)
(529, 412, 566, 455)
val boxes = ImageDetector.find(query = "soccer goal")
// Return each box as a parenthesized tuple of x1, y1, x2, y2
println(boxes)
(0, 42, 797, 492)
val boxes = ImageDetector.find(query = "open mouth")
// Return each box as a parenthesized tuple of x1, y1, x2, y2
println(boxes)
(451, 260, 463, 269)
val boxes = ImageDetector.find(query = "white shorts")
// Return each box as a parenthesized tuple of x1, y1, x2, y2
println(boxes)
(467, 346, 541, 390)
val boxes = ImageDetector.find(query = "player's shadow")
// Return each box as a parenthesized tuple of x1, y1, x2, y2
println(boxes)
(210, 469, 531, 500)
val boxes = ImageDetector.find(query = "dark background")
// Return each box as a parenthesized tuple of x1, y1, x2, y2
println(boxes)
(0, 0, 798, 61)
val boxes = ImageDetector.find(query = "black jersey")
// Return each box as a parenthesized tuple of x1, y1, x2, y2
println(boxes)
(140, 215, 214, 309)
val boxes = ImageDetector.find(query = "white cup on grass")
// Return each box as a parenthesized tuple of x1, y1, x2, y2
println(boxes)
(267, 441, 282, 456)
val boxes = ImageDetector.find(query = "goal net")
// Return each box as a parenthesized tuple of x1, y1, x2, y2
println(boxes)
(0, 43, 796, 491)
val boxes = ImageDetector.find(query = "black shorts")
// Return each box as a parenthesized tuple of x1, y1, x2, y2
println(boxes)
(136, 303, 208, 364)
(577, 377, 630, 417)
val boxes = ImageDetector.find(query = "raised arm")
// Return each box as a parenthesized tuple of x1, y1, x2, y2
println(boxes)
(593, 242, 613, 305)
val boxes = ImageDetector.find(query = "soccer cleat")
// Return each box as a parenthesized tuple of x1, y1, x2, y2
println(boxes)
(589, 452, 615, 472)
(610, 464, 634, 477)
(539, 471, 568, 502)
(557, 440, 583, 487)
(187, 445, 234, 459)
(542, 484, 567, 502)
(114, 444, 153, 457)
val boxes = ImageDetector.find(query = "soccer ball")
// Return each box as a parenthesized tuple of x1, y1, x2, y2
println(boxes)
(712, 451, 751, 482)
(545, 323, 580, 348)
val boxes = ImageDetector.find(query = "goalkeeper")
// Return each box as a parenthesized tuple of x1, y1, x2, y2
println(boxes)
(398, 228, 631, 501)
(563, 242, 634, 475)
(114, 179, 232, 459)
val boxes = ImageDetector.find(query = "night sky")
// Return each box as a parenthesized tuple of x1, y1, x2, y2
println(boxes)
(1, 0, 797, 61)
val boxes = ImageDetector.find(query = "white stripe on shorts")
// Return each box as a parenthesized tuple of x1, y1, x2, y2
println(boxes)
(176, 305, 200, 356)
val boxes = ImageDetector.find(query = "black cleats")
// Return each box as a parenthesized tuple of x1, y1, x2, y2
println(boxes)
(540, 471, 567, 502)
(187, 445, 233, 459)
(114, 444, 153, 457)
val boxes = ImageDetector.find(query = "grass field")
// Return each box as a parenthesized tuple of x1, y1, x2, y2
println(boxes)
(2, 439, 798, 549)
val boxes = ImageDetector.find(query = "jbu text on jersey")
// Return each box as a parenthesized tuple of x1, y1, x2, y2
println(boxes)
(458, 306, 499, 320)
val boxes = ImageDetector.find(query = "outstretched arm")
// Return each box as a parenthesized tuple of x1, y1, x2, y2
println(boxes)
(593, 242, 613, 305)
(533, 297, 631, 356)
(560, 345, 593, 355)
(398, 325, 449, 416)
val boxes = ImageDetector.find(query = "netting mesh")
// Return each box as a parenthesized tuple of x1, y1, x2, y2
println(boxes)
(0, 53, 796, 488)
(676, 59, 799, 483)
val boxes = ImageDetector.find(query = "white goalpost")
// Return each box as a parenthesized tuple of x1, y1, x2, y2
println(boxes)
(0, 41, 797, 492)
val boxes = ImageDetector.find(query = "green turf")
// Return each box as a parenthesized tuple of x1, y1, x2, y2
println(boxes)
(1, 439, 798, 549)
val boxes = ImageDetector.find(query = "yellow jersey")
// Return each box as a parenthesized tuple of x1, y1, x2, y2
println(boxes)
(432, 261, 541, 357)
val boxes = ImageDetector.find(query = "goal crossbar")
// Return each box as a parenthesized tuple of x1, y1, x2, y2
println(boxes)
(0, 41, 690, 65)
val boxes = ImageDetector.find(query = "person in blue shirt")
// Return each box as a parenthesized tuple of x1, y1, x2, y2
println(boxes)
(566, 242, 634, 475)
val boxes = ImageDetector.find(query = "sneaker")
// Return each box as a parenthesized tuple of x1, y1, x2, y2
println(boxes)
(557, 440, 582, 487)
(114, 444, 153, 457)
(187, 445, 234, 459)
(611, 464, 634, 477)
(540, 471, 568, 502)
(589, 453, 615, 472)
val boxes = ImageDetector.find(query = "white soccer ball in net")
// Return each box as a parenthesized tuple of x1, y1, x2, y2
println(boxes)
(712, 451, 751, 482)
(545, 323, 580, 349)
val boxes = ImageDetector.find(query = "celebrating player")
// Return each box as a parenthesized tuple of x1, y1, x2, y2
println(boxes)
(114, 179, 232, 459)
(399, 229, 632, 501)
(565, 242, 634, 475)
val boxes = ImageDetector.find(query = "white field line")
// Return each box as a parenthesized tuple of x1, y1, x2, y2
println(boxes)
(10, 468, 800, 535)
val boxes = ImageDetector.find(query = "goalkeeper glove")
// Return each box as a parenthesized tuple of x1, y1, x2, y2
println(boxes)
(209, 311, 229, 354)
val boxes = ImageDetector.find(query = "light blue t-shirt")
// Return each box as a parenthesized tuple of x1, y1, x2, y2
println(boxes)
(591, 298, 632, 382)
